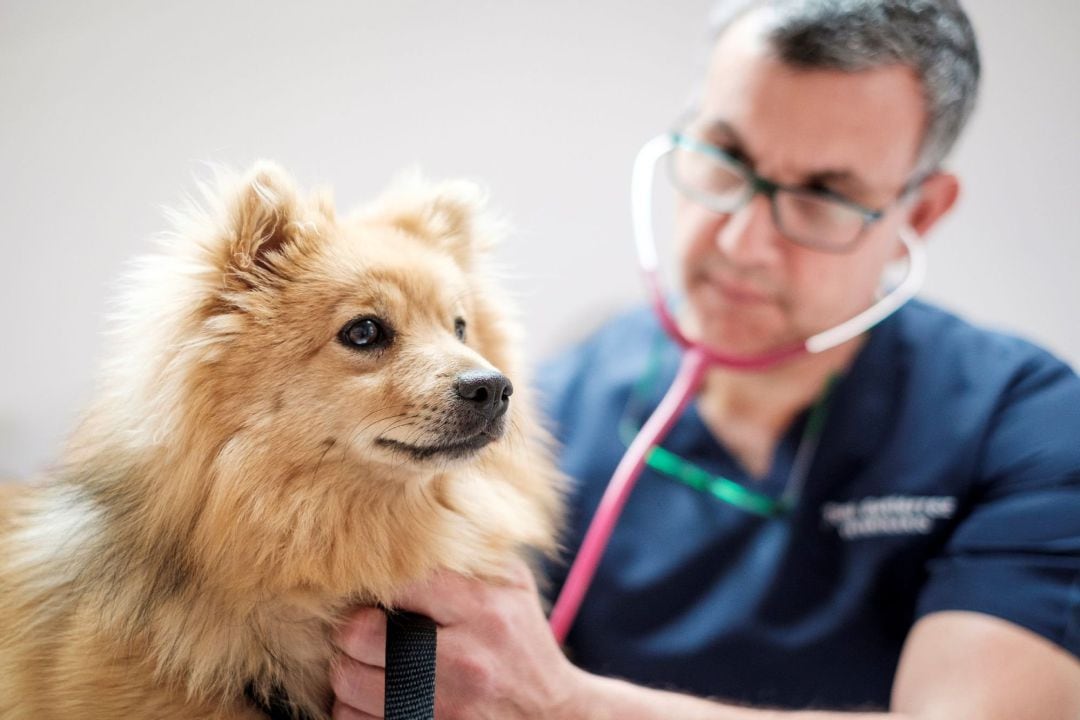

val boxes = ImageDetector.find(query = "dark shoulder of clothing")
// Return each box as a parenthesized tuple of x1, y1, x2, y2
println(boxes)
(535, 300, 1080, 711)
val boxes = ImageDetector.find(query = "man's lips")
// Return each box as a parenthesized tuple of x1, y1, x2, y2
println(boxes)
(700, 273, 774, 305)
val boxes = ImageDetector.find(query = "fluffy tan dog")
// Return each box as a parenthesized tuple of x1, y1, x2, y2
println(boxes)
(0, 164, 564, 719)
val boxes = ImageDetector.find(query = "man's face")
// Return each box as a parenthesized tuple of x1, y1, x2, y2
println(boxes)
(676, 11, 928, 355)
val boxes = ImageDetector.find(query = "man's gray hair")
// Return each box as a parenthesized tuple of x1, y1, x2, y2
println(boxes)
(710, 0, 980, 175)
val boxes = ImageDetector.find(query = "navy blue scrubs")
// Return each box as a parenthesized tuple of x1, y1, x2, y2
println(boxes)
(539, 300, 1080, 710)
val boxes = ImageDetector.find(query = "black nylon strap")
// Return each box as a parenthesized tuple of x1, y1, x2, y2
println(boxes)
(384, 610, 438, 720)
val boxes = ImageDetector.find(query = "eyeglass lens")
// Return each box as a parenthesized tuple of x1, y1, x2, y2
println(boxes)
(669, 140, 866, 250)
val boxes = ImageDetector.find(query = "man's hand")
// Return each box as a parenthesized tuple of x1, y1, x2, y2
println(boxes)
(331, 559, 587, 720)
(331, 565, 1080, 720)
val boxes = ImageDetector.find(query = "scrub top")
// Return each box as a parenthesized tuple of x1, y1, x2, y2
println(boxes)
(538, 299, 1080, 710)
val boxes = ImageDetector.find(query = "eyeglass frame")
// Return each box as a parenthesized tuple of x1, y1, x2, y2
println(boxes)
(667, 131, 925, 253)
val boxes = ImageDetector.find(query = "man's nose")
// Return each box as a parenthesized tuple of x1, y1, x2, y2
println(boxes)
(715, 193, 784, 265)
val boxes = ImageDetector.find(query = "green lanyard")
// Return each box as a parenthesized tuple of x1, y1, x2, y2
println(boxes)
(618, 334, 837, 519)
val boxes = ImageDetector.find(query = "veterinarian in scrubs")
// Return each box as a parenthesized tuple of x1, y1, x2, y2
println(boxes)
(332, 1, 1080, 717)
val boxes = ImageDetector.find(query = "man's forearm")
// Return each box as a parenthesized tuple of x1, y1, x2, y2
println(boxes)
(574, 673, 911, 720)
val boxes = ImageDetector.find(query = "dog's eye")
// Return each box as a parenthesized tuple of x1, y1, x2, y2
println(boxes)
(454, 317, 467, 342)
(339, 317, 390, 350)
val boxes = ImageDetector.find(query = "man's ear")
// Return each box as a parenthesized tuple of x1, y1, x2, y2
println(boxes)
(906, 171, 960, 237)
(366, 172, 498, 270)
(220, 161, 308, 288)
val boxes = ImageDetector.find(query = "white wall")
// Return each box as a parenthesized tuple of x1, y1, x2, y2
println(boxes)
(2, 1, 1077, 477)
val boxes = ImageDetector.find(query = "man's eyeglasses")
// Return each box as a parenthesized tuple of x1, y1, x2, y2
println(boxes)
(667, 132, 911, 253)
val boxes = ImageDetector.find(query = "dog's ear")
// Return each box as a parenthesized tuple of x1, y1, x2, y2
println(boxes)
(369, 172, 498, 270)
(221, 161, 309, 288)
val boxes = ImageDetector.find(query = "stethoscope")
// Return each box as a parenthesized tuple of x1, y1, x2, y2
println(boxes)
(548, 132, 927, 644)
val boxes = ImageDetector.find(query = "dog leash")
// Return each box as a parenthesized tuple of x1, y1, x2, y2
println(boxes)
(384, 611, 438, 719)
(245, 611, 438, 720)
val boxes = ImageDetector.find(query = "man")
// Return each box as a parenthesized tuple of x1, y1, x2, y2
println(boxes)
(332, 1, 1080, 717)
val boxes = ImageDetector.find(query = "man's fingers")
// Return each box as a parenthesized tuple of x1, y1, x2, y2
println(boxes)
(394, 560, 536, 623)
(330, 654, 386, 717)
(336, 606, 387, 666)
(392, 569, 472, 624)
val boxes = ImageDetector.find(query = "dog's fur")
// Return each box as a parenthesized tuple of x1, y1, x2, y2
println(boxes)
(0, 164, 564, 719)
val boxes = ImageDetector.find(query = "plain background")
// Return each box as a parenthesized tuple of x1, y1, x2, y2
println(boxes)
(2, 1, 1078, 478)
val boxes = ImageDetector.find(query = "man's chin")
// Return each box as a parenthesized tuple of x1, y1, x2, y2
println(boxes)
(678, 300, 795, 358)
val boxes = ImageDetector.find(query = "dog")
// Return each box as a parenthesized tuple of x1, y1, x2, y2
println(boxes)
(0, 163, 564, 719)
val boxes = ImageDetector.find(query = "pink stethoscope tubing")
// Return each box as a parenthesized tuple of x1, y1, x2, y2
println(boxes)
(548, 133, 927, 644)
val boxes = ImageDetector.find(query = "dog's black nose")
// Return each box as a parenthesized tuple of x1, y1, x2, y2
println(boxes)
(454, 370, 513, 420)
